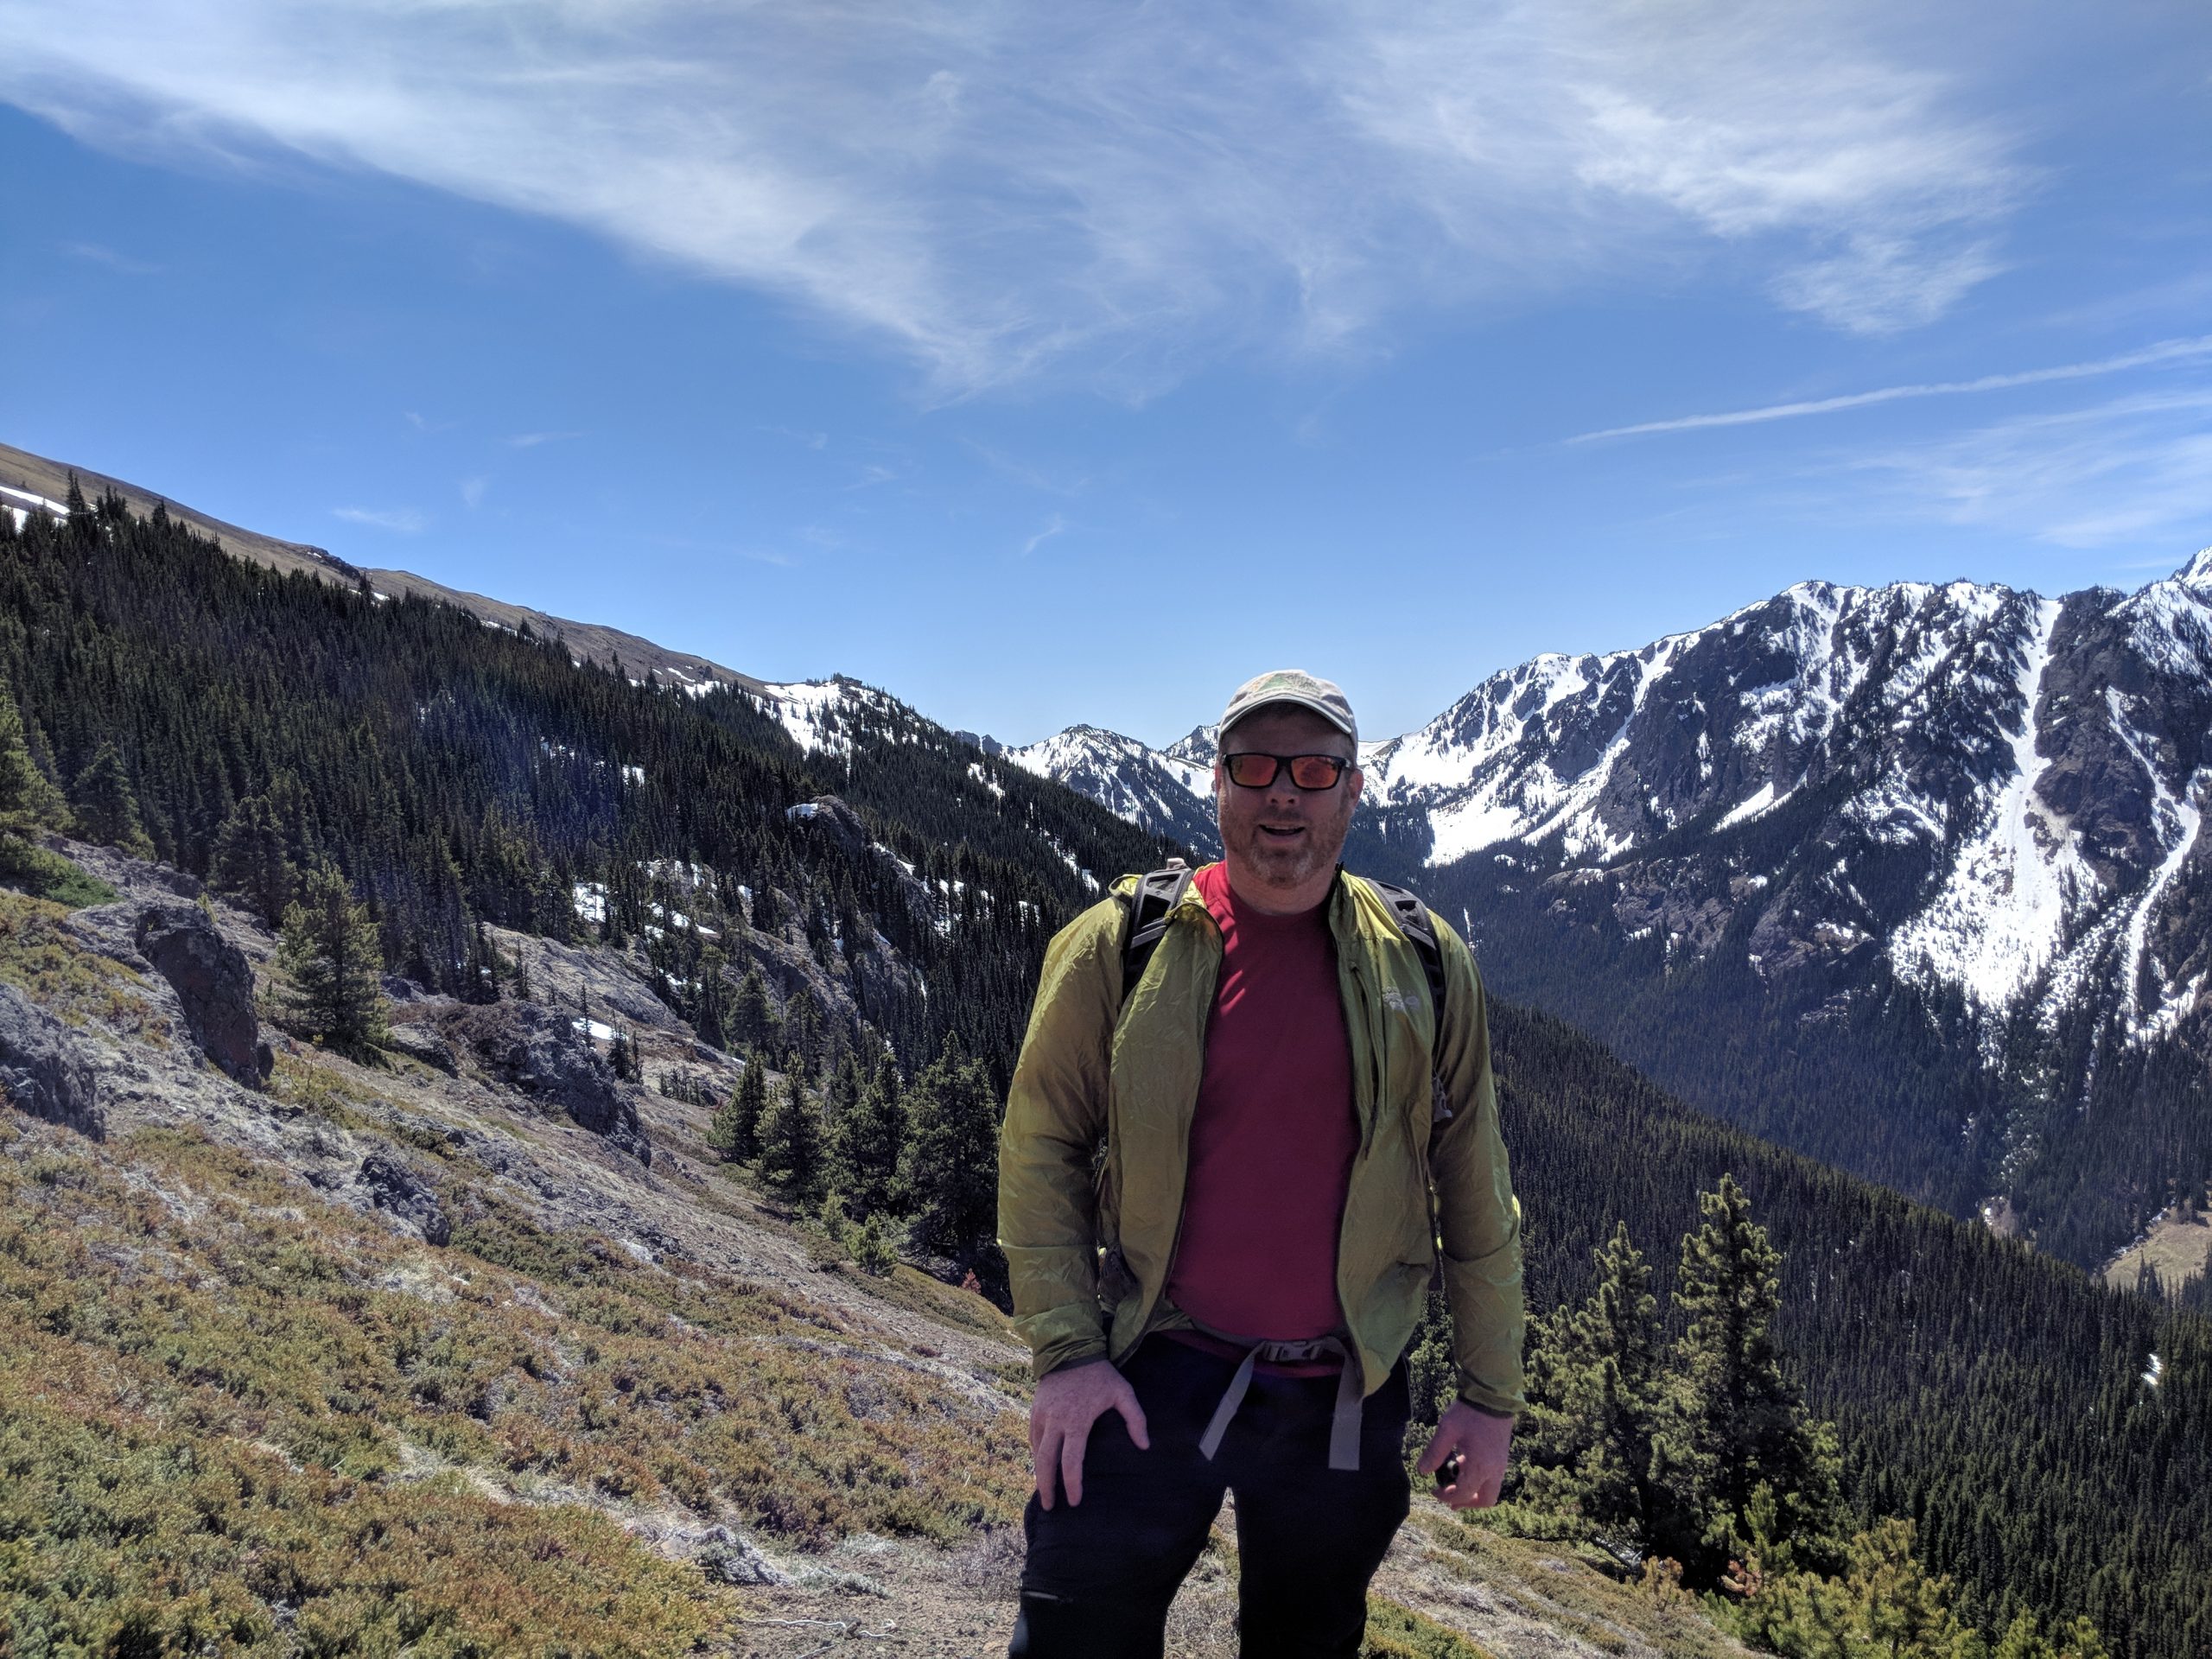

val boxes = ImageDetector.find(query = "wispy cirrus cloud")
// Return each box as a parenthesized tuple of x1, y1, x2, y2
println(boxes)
(1573, 335, 2212, 442)
(1021, 514, 1069, 557)
(60, 239, 160, 275)
(0, 0, 2044, 392)
(506, 430, 582, 449)
(1847, 388, 2212, 549)
(333, 505, 424, 532)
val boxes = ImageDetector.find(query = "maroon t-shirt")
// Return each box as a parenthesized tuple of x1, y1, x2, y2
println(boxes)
(1164, 862, 1357, 1343)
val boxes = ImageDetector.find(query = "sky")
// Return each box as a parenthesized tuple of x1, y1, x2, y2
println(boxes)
(2, 1, 2209, 748)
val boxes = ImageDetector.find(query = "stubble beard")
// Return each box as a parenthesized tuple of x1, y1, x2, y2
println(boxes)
(1217, 788, 1354, 899)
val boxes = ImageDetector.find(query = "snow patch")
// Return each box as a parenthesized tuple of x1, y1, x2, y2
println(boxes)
(1891, 599, 2088, 1011)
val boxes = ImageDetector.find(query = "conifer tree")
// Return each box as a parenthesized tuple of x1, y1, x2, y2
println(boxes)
(692, 944, 730, 1048)
(731, 964, 776, 1049)
(1992, 1610, 2113, 1659)
(758, 1071, 825, 1204)
(1402, 1282, 1459, 1438)
(829, 1055, 909, 1221)
(277, 861, 391, 1052)
(707, 1056, 767, 1163)
(0, 683, 69, 861)
(1520, 1221, 1667, 1545)
(211, 794, 300, 923)
(70, 740, 154, 856)
(1734, 1517, 1997, 1659)
(900, 1039, 1001, 1268)
(1655, 1174, 1840, 1581)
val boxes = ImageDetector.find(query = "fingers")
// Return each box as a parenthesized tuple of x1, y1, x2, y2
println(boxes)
(1114, 1381, 1151, 1451)
(1439, 1452, 1503, 1510)
(1059, 1420, 1090, 1507)
(1414, 1422, 1453, 1478)
(1033, 1426, 1061, 1510)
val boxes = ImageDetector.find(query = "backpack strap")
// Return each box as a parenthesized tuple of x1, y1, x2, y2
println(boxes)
(1361, 877, 1454, 1126)
(1120, 861, 1195, 1001)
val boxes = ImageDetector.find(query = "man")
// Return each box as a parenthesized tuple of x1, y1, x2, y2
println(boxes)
(997, 669, 1525, 1658)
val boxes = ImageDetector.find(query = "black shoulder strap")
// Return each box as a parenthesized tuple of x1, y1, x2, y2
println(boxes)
(1362, 877, 1454, 1126)
(1362, 878, 1448, 1020)
(1120, 862, 1195, 1001)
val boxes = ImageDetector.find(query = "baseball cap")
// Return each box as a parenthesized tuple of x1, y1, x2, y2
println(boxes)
(1219, 668, 1357, 747)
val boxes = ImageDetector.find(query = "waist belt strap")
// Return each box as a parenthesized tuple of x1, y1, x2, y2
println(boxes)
(1192, 1333, 1363, 1472)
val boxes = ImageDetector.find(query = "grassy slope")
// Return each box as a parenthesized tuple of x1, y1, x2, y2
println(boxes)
(0, 877, 1752, 1658)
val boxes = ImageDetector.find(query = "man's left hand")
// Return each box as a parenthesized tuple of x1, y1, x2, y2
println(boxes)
(1416, 1401, 1514, 1510)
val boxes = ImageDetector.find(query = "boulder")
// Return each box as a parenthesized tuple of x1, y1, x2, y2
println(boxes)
(696, 1528, 787, 1587)
(0, 982, 102, 1139)
(357, 1151, 451, 1245)
(134, 904, 271, 1086)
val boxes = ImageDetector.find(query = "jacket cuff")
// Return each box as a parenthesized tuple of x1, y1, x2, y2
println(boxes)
(1033, 1340, 1110, 1382)
(1455, 1388, 1520, 1421)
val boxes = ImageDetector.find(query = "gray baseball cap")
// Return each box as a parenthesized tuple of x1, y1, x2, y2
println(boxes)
(1219, 668, 1357, 747)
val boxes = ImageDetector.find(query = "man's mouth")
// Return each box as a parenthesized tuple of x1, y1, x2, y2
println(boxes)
(1258, 824, 1306, 840)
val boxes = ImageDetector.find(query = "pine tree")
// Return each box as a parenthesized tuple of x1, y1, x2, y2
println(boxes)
(707, 1056, 768, 1163)
(70, 741, 154, 856)
(1734, 1518, 1993, 1659)
(692, 944, 730, 1048)
(1520, 1221, 1667, 1547)
(829, 1054, 909, 1220)
(277, 861, 391, 1052)
(1402, 1282, 1459, 1438)
(0, 683, 69, 861)
(731, 964, 776, 1049)
(900, 1039, 1001, 1268)
(758, 1072, 825, 1204)
(211, 794, 300, 923)
(1655, 1174, 1840, 1582)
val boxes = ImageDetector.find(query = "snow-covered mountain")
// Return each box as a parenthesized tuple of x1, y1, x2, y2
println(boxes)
(1027, 556, 2212, 1036)
(1018, 553, 2212, 1263)
(1003, 725, 1221, 854)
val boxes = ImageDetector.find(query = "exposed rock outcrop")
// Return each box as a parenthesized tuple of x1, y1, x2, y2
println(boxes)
(0, 982, 101, 1139)
(447, 1001, 651, 1165)
(135, 903, 272, 1086)
(385, 1021, 459, 1075)
(356, 1150, 451, 1245)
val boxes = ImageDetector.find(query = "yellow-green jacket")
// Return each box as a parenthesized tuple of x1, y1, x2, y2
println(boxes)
(996, 865, 1526, 1417)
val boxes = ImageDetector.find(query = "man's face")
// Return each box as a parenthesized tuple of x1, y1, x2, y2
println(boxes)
(1213, 705, 1363, 911)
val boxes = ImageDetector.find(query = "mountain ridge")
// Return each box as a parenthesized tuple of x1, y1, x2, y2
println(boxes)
(1, 438, 777, 700)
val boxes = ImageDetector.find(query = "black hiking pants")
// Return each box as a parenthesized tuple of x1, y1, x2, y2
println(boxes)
(1008, 1337, 1412, 1659)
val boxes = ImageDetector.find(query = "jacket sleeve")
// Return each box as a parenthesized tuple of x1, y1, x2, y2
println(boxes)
(997, 898, 1122, 1380)
(1427, 918, 1527, 1417)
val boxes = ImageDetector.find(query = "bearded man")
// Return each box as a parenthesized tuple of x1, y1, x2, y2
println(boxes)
(997, 669, 1525, 1658)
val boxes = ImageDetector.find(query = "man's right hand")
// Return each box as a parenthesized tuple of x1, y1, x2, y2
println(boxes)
(1029, 1358, 1150, 1509)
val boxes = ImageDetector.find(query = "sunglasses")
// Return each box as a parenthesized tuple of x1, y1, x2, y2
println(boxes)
(1220, 751, 1354, 791)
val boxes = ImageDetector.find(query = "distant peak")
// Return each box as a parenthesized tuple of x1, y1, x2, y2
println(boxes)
(2178, 547, 2212, 591)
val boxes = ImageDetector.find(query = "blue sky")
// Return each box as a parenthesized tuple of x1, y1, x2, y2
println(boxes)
(3, 2, 2209, 747)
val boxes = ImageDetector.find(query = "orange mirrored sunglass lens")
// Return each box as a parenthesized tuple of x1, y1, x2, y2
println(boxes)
(1223, 753, 1348, 789)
